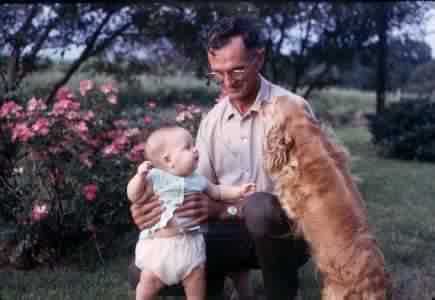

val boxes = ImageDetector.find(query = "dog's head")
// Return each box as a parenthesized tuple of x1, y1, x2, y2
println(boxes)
(262, 96, 318, 175)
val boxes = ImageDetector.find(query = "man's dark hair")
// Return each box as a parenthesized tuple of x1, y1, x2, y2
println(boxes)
(206, 16, 266, 53)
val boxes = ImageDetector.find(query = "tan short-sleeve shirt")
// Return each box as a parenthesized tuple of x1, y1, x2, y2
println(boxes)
(196, 75, 315, 193)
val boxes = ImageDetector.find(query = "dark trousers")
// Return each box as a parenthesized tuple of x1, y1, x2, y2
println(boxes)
(128, 192, 310, 300)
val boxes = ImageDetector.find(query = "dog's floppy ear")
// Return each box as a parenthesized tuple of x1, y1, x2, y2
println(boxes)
(283, 124, 295, 147)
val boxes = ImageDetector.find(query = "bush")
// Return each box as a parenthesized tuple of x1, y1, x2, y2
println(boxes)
(367, 99, 435, 162)
(0, 80, 205, 268)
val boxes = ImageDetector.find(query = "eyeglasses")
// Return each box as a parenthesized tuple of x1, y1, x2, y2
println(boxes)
(206, 56, 258, 86)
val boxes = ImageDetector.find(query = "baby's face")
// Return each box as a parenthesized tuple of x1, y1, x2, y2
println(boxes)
(167, 128, 199, 177)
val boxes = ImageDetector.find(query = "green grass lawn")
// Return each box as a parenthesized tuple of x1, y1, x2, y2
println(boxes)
(1, 125, 434, 300)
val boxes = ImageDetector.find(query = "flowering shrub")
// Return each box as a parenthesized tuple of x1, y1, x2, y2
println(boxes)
(0, 80, 206, 267)
(175, 103, 203, 134)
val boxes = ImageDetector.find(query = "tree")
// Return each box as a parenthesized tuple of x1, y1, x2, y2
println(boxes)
(0, 4, 135, 103)
(388, 36, 432, 90)
(1, 2, 432, 107)
(375, 2, 388, 114)
(0, 3, 205, 103)
(336, 37, 432, 91)
(257, 3, 377, 99)
(406, 59, 435, 97)
(369, 1, 433, 114)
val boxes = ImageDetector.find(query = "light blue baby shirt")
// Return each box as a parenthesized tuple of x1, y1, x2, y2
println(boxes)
(138, 168, 208, 240)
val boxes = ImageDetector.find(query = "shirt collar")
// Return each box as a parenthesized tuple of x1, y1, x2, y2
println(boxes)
(223, 75, 271, 121)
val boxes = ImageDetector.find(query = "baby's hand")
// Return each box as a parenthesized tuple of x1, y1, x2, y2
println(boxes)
(137, 161, 152, 178)
(240, 183, 256, 198)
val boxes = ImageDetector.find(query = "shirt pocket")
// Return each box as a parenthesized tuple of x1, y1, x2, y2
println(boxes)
(221, 120, 242, 157)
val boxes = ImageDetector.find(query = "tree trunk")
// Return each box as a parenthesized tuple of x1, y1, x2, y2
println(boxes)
(6, 50, 19, 93)
(264, 39, 276, 82)
(376, 3, 388, 115)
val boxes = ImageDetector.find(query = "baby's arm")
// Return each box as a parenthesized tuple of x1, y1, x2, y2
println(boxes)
(126, 161, 153, 203)
(206, 182, 256, 202)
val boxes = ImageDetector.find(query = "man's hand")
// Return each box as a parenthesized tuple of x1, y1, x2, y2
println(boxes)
(240, 183, 256, 198)
(174, 192, 224, 228)
(129, 183, 163, 230)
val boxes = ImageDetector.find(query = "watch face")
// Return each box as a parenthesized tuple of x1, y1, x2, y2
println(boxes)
(227, 206, 238, 216)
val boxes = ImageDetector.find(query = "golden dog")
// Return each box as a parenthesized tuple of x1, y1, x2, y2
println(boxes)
(262, 96, 389, 300)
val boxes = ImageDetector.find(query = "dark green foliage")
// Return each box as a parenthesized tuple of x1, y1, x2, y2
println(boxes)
(368, 99, 435, 162)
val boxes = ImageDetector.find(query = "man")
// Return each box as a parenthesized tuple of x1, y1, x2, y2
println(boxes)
(129, 16, 315, 300)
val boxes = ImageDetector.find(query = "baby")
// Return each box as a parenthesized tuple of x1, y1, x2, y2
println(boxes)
(127, 126, 255, 300)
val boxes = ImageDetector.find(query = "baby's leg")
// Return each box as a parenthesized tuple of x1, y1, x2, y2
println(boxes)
(136, 270, 164, 300)
(182, 264, 206, 300)
(230, 271, 254, 300)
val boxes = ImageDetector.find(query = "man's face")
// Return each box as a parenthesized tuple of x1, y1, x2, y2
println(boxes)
(207, 36, 263, 103)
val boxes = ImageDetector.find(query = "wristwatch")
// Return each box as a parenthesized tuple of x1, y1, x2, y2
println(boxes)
(227, 205, 238, 217)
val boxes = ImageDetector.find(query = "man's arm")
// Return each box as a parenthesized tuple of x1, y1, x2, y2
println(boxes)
(175, 192, 247, 224)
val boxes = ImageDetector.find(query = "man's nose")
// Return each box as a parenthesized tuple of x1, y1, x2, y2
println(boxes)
(222, 73, 236, 87)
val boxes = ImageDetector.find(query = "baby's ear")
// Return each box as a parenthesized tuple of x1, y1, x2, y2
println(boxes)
(162, 152, 171, 165)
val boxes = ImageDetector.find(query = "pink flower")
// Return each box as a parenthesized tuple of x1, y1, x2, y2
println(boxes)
(147, 101, 157, 109)
(11, 123, 34, 142)
(102, 143, 120, 156)
(27, 97, 47, 112)
(107, 94, 118, 104)
(102, 135, 129, 156)
(124, 127, 140, 137)
(188, 105, 202, 114)
(56, 86, 74, 101)
(143, 116, 152, 124)
(51, 99, 80, 116)
(83, 184, 97, 202)
(79, 80, 94, 96)
(65, 111, 80, 120)
(73, 121, 89, 133)
(31, 203, 49, 222)
(0, 101, 23, 118)
(103, 135, 129, 156)
(78, 133, 100, 148)
(175, 111, 193, 122)
(113, 119, 129, 128)
(100, 82, 118, 94)
(83, 110, 95, 121)
(31, 117, 50, 136)
(126, 142, 145, 162)
(104, 129, 121, 139)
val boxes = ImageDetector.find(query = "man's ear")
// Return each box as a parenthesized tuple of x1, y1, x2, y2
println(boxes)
(255, 48, 265, 71)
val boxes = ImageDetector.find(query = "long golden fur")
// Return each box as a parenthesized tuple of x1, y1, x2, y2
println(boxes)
(262, 96, 389, 300)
